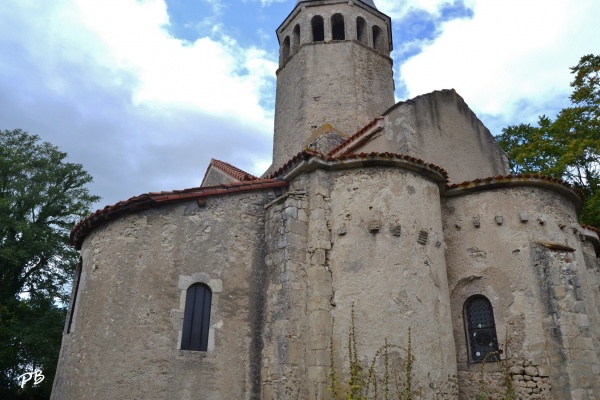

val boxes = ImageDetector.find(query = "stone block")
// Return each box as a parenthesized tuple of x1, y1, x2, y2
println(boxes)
(307, 266, 329, 281)
(307, 366, 327, 383)
(510, 365, 524, 375)
(524, 366, 538, 376)
(306, 349, 330, 366)
(297, 209, 309, 222)
(311, 280, 332, 296)
(307, 296, 329, 312)
(287, 338, 304, 365)
(537, 365, 550, 377)
(310, 207, 326, 222)
(311, 249, 327, 266)
(308, 334, 329, 351)
(287, 219, 308, 236)
(309, 310, 331, 332)
(283, 206, 298, 219)
(310, 195, 325, 209)
(553, 286, 567, 299)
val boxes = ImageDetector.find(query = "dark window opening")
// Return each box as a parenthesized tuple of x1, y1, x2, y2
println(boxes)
(311, 16, 325, 42)
(281, 36, 290, 64)
(356, 17, 367, 44)
(181, 283, 212, 351)
(464, 295, 499, 362)
(372, 25, 384, 52)
(66, 257, 83, 334)
(331, 14, 345, 40)
(292, 24, 300, 52)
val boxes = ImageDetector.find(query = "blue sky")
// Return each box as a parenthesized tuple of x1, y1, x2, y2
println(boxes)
(0, 0, 599, 210)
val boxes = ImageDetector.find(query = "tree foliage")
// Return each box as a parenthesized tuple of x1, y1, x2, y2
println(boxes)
(0, 129, 99, 399)
(497, 54, 600, 228)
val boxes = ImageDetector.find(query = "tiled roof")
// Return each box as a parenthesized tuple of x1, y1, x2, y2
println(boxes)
(70, 178, 287, 249)
(581, 224, 600, 238)
(326, 117, 383, 157)
(201, 158, 257, 186)
(267, 149, 449, 183)
(446, 174, 586, 205)
(266, 149, 322, 179)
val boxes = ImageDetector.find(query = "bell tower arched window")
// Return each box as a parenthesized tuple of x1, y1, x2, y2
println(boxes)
(356, 17, 367, 44)
(281, 36, 291, 64)
(372, 25, 384, 52)
(464, 295, 499, 362)
(331, 14, 345, 40)
(181, 283, 212, 351)
(292, 24, 301, 52)
(311, 16, 324, 42)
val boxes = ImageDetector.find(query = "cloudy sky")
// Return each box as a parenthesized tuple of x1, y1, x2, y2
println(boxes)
(1, 0, 598, 211)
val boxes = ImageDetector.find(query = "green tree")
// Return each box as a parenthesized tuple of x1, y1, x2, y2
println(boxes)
(497, 54, 600, 228)
(0, 129, 99, 399)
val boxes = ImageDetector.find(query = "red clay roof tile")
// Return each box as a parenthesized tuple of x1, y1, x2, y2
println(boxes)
(446, 174, 585, 204)
(200, 158, 257, 187)
(71, 178, 288, 249)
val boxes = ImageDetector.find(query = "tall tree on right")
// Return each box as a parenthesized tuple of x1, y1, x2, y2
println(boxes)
(497, 54, 600, 229)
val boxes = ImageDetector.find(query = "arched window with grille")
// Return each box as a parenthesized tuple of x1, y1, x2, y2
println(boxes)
(311, 16, 325, 42)
(464, 295, 499, 362)
(181, 283, 212, 351)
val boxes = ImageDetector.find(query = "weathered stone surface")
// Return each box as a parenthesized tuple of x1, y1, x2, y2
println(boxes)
(53, 0, 600, 399)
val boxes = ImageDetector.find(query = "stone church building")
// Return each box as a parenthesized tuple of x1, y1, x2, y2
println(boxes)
(52, 0, 600, 399)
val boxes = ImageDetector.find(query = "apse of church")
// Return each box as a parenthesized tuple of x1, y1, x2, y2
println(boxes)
(52, 1, 600, 399)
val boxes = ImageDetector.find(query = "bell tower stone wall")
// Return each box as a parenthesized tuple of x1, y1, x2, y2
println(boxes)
(271, 0, 395, 171)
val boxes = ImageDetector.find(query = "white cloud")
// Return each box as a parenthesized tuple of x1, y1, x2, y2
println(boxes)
(399, 0, 600, 127)
(0, 0, 277, 206)
(258, 0, 288, 7)
(377, 0, 456, 20)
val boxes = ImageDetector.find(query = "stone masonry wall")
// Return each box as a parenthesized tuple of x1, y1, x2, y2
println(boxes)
(52, 190, 277, 400)
(272, 1, 394, 171)
(443, 185, 600, 400)
(263, 166, 458, 399)
(358, 90, 510, 184)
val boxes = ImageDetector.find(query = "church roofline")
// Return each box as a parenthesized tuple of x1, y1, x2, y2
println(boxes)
(70, 178, 288, 249)
(326, 116, 384, 157)
(445, 174, 585, 209)
(200, 158, 257, 187)
(266, 149, 450, 184)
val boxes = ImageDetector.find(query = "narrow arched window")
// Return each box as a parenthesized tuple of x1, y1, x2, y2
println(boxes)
(331, 14, 345, 40)
(281, 36, 291, 64)
(372, 25, 384, 52)
(181, 283, 212, 351)
(356, 17, 367, 44)
(464, 295, 499, 362)
(311, 16, 324, 42)
(292, 24, 301, 52)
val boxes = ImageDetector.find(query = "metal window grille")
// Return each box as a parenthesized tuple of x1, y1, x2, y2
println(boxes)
(465, 296, 499, 362)
(181, 283, 212, 351)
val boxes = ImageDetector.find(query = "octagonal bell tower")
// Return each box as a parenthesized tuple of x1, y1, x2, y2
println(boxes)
(271, 0, 395, 170)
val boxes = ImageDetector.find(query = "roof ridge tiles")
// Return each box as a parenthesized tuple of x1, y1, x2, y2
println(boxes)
(70, 178, 288, 248)
(445, 174, 585, 204)
(209, 158, 257, 182)
(326, 117, 383, 157)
